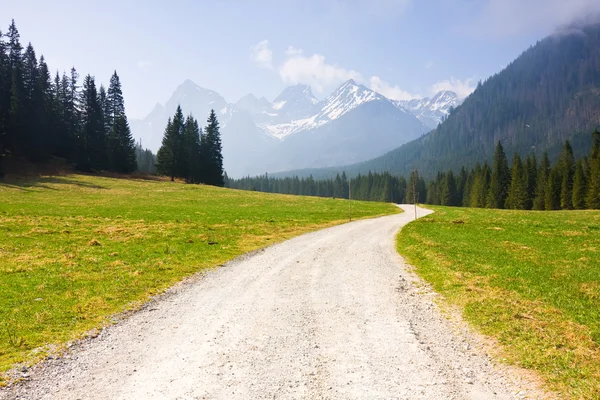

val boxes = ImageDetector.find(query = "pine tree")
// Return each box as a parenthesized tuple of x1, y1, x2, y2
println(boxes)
(7, 20, 22, 70)
(586, 129, 600, 209)
(506, 153, 528, 209)
(559, 140, 575, 210)
(440, 170, 457, 206)
(157, 106, 185, 181)
(79, 75, 106, 171)
(545, 166, 562, 210)
(202, 109, 224, 186)
(525, 154, 537, 210)
(106, 71, 124, 130)
(182, 115, 202, 182)
(487, 141, 511, 209)
(533, 152, 550, 210)
(107, 115, 136, 173)
(99, 85, 110, 135)
(572, 160, 587, 209)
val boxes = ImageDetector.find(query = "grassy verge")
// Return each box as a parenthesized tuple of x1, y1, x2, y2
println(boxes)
(0, 174, 398, 381)
(397, 206, 600, 398)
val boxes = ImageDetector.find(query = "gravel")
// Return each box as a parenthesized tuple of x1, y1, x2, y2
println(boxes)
(1, 205, 546, 399)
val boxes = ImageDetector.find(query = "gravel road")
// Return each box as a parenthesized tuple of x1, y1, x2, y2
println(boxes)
(2, 205, 540, 399)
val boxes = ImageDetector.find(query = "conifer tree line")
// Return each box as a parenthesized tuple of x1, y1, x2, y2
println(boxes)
(0, 19, 151, 177)
(227, 129, 600, 210)
(156, 106, 224, 186)
(226, 171, 426, 204)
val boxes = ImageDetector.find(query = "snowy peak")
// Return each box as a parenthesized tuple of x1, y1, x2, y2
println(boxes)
(317, 79, 386, 121)
(394, 90, 462, 129)
(166, 79, 228, 114)
(271, 83, 320, 121)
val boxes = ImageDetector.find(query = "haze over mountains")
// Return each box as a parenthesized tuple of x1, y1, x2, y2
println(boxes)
(131, 80, 462, 177)
(273, 21, 600, 180)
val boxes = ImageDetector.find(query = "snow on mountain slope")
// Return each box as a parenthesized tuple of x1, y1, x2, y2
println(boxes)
(395, 90, 462, 129)
(259, 80, 407, 139)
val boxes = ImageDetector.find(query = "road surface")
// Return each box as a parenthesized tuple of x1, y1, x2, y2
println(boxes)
(3, 205, 534, 399)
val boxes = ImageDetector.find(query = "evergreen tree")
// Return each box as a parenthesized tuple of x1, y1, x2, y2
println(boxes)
(545, 166, 562, 210)
(440, 170, 457, 206)
(182, 115, 202, 182)
(79, 75, 106, 171)
(525, 154, 537, 210)
(487, 141, 511, 209)
(106, 71, 124, 130)
(559, 140, 575, 210)
(157, 106, 185, 181)
(533, 152, 550, 210)
(506, 153, 528, 209)
(107, 115, 136, 173)
(572, 160, 587, 209)
(586, 129, 600, 209)
(202, 109, 224, 186)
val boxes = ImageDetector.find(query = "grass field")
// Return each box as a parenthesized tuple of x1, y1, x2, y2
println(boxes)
(0, 174, 398, 382)
(398, 206, 600, 398)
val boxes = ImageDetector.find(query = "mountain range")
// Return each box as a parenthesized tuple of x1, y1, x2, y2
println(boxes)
(131, 80, 462, 177)
(273, 21, 600, 180)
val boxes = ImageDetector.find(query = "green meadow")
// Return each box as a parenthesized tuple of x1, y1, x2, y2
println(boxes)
(0, 174, 398, 382)
(398, 206, 600, 398)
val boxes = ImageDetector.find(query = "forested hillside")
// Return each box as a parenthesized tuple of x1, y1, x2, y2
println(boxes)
(229, 129, 600, 210)
(292, 22, 600, 180)
(0, 19, 153, 177)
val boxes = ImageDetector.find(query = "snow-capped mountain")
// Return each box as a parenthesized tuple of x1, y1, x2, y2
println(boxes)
(395, 90, 462, 129)
(271, 83, 320, 121)
(131, 79, 447, 176)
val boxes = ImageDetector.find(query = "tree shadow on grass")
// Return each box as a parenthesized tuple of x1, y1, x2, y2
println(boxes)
(0, 176, 107, 191)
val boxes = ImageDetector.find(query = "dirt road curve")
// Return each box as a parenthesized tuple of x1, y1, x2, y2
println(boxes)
(3, 205, 534, 399)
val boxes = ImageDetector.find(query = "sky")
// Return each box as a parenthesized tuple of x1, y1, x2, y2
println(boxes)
(4, 0, 600, 119)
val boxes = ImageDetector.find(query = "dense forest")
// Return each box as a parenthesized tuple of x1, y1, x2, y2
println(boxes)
(227, 129, 600, 210)
(0, 19, 154, 177)
(278, 22, 600, 181)
(156, 106, 225, 186)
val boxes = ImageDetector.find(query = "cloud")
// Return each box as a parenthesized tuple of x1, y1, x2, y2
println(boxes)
(369, 76, 417, 101)
(278, 51, 362, 93)
(424, 61, 434, 70)
(472, 0, 600, 37)
(431, 76, 477, 98)
(137, 60, 151, 69)
(250, 40, 273, 70)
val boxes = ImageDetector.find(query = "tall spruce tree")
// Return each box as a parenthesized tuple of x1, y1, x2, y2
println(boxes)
(487, 141, 511, 209)
(559, 140, 575, 210)
(572, 160, 587, 209)
(586, 129, 600, 209)
(440, 170, 457, 206)
(157, 106, 185, 181)
(106, 71, 124, 129)
(105, 71, 135, 173)
(108, 115, 136, 173)
(183, 115, 202, 183)
(525, 154, 537, 210)
(533, 152, 550, 210)
(202, 109, 224, 186)
(506, 153, 528, 209)
(545, 166, 562, 210)
(79, 75, 106, 171)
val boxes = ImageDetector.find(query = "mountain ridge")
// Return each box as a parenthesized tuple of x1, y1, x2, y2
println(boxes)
(131, 79, 456, 176)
